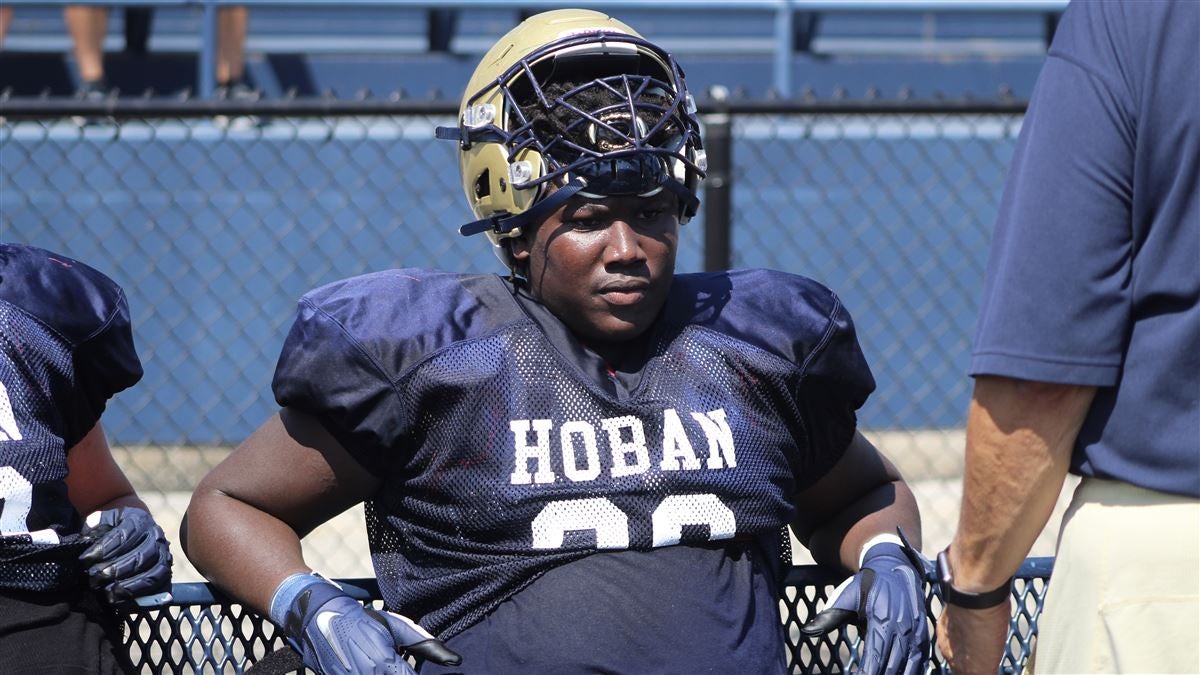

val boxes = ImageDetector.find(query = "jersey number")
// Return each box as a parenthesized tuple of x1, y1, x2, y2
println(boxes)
(0, 382, 55, 542)
(0, 467, 60, 544)
(531, 493, 736, 550)
(0, 380, 23, 441)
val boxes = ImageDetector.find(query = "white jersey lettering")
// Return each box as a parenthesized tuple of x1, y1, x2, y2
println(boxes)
(509, 419, 556, 485)
(692, 408, 737, 470)
(510, 408, 737, 485)
(602, 415, 650, 478)
(659, 408, 701, 471)
(560, 420, 601, 482)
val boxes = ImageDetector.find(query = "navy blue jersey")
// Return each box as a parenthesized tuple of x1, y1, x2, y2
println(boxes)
(274, 268, 874, 669)
(0, 244, 142, 592)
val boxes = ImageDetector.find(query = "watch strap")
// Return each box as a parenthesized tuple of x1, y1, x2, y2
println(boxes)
(936, 549, 1012, 609)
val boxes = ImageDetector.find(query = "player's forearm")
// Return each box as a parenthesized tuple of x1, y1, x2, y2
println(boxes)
(808, 478, 922, 573)
(90, 492, 149, 512)
(65, 422, 149, 515)
(948, 376, 1095, 591)
(182, 489, 311, 615)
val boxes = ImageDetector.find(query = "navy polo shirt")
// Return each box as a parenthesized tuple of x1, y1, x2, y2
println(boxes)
(970, 0, 1199, 497)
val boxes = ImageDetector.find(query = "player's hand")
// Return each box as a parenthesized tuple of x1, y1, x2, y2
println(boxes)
(281, 578, 461, 675)
(79, 506, 173, 605)
(937, 601, 1010, 675)
(800, 542, 930, 675)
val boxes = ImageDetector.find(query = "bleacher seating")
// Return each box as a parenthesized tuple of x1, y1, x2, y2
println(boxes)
(0, 4, 1058, 99)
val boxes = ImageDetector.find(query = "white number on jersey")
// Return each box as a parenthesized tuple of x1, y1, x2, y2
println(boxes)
(0, 381, 23, 441)
(530, 493, 737, 551)
(0, 381, 57, 538)
(0, 467, 61, 544)
(1, 379, 58, 543)
(532, 498, 630, 549)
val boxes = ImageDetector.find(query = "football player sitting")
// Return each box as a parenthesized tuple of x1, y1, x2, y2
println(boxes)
(183, 10, 930, 674)
(0, 244, 172, 674)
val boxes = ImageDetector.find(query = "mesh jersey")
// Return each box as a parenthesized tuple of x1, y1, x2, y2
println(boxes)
(274, 268, 875, 641)
(0, 244, 142, 592)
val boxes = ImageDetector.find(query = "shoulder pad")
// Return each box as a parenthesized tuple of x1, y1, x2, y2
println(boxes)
(668, 269, 845, 366)
(296, 269, 525, 371)
(0, 243, 130, 346)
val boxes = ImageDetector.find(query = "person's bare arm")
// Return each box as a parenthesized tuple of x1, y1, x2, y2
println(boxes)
(67, 421, 174, 603)
(793, 431, 929, 673)
(792, 431, 922, 572)
(949, 376, 1094, 588)
(939, 375, 1095, 674)
(66, 422, 148, 514)
(182, 407, 379, 615)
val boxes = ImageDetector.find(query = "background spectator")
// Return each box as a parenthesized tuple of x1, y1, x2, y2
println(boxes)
(63, 4, 249, 96)
(0, 6, 12, 46)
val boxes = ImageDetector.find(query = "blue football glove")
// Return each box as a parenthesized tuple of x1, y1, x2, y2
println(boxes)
(78, 506, 173, 605)
(278, 576, 461, 675)
(801, 540, 930, 675)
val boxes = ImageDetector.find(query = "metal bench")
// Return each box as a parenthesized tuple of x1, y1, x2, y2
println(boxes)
(120, 557, 1052, 673)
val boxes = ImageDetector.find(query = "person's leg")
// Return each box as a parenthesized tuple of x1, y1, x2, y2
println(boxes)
(1032, 477, 1200, 674)
(0, 587, 133, 674)
(215, 5, 247, 87)
(0, 6, 14, 47)
(64, 5, 109, 88)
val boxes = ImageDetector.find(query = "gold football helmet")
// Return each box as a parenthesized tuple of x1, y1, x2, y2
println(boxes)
(436, 9, 707, 267)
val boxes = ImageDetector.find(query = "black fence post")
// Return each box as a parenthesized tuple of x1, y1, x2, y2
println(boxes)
(701, 87, 733, 272)
(428, 9, 458, 53)
(123, 8, 154, 56)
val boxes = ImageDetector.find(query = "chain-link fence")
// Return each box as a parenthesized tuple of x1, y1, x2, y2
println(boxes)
(1, 102, 1075, 583)
(721, 109, 1080, 563)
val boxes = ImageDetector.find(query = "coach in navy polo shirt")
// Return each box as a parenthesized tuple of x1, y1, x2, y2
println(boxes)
(936, 1, 1199, 673)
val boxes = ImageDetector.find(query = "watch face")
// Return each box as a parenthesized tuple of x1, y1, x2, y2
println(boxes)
(936, 549, 953, 585)
(934, 548, 1013, 609)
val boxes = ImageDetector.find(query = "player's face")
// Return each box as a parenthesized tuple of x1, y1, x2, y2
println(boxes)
(513, 190, 679, 344)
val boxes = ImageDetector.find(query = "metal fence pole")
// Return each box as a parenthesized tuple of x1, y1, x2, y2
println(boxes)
(199, 0, 217, 97)
(773, 1, 794, 97)
(702, 88, 733, 272)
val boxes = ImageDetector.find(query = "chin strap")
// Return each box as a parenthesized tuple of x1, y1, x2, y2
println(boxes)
(458, 180, 586, 237)
(662, 178, 701, 218)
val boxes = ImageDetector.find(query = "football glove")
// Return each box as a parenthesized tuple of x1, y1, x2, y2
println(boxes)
(78, 506, 173, 605)
(277, 575, 461, 675)
(801, 538, 931, 675)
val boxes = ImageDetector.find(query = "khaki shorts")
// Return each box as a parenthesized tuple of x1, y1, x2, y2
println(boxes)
(1032, 477, 1200, 675)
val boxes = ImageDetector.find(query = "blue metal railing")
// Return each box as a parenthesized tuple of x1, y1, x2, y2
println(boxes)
(120, 558, 1055, 673)
(4, 0, 1067, 98)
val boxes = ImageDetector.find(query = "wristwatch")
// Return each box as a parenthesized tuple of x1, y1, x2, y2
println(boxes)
(935, 548, 1012, 609)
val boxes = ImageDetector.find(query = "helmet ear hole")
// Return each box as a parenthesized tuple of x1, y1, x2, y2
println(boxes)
(502, 234, 529, 277)
(474, 169, 491, 199)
